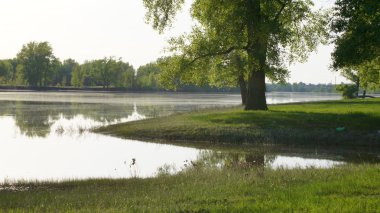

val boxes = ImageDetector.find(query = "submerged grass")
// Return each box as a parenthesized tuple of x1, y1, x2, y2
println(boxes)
(96, 98, 380, 147)
(0, 164, 379, 212)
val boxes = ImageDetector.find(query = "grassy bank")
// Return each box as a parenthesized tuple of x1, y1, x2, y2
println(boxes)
(1, 165, 379, 212)
(96, 98, 380, 147)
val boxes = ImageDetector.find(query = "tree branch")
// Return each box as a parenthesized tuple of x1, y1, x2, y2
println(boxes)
(273, 0, 290, 23)
(186, 46, 239, 67)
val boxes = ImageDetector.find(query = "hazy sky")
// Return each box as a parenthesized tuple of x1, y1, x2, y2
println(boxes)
(0, 0, 346, 84)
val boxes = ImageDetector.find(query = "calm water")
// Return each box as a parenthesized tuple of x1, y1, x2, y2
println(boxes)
(0, 91, 378, 183)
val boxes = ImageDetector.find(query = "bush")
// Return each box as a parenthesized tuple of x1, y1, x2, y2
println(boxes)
(336, 84, 357, 99)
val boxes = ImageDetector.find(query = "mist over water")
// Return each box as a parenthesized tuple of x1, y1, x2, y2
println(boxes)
(1, 91, 376, 183)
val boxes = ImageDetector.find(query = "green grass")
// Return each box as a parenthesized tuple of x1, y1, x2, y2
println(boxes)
(1, 165, 379, 212)
(96, 98, 380, 147)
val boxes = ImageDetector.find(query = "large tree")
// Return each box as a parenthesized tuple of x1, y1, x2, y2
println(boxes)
(17, 42, 57, 87)
(144, 0, 328, 110)
(331, 0, 380, 69)
(331, 0, 379, 93)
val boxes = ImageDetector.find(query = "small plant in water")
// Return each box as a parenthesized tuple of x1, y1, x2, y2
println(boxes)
(130, 158, 136, 167)
(127, 158, 139, 178)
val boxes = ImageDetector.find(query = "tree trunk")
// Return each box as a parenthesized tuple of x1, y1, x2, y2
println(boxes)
(238, 73, 247, 105)
(245, 68, 267, 110)
(244, 0, 268, 110)
(355, 79, 360, 97)
(362, 88, 367, 98)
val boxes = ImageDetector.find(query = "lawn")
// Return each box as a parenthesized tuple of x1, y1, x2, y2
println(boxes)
(1, 164, 379, 212)
(96, 98, 380, 147)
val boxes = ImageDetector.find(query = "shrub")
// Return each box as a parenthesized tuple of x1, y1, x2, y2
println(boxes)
(336, 84, 358, 99)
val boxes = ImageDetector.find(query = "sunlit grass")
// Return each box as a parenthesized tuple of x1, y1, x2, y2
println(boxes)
(96, 98, 380, 146)
(1, 164, 379, 212)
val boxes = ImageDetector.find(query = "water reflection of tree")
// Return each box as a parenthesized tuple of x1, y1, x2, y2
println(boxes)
(194, 148, 380, 169)
(193, 150, 276, 170)
(0, 101, 134, 137)
(0, 100, 203, 137)
(14, 101, 53, 137)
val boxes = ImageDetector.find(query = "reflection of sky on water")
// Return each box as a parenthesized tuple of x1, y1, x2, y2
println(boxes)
(0, 116, 346, 183)
(270, 156, 345, 169)
(0, 92, 364, 183)
(0, 113, 347, 183)
(0, 128, 199, 182)
(51, 104, 146, 135)
(266, 92, 340, 104)
(0, 106, 199, 182)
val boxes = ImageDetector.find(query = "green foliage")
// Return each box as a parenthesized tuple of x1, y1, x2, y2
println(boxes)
(71, 65, 84, 87)
(117, 60, 135, 88)
(267, 82, 337, 93)
(16, 42, 57, 86)
(338, 59, 380, 94)
(340, 67, 359, 84)
(358, 58, 380, 90)
(331, 0, 380, 69)
(58, 59, 78, 86)
(332, 0, 380, 93)
(144, 0, 329, 109)
(143, 0, 185, 33)
(0, 60, 13, 84)
(136, 62, 161, 89)
(70, 58, 136, 88)
(336, 84, 358, 99)
(2, 41, 138, 89)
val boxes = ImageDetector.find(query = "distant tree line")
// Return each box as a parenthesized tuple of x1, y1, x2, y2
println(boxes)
(0, 42, 148, 89)
(0, 42, 137, 89)
(1, 41, 377, 94)
(266, 83, 337, 93)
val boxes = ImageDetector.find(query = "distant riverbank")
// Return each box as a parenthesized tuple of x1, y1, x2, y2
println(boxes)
(0, 85, 170, 93)
(0, 85, 247, 93)
(1, 85, 366, 94)
(96, 98, 380, 147)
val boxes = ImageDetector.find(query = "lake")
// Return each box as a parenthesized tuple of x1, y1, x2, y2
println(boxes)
(0, 91, 378, 183)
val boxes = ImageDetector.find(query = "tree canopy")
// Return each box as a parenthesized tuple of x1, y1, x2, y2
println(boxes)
(331, 0, 380, 69)
(0, 60, 13, 84)
(144, 0, 329, 110)
(331, 0, 380, 93)
(71, 58, 135, 88)
(17, 42, 57, 87)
